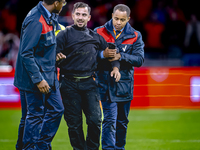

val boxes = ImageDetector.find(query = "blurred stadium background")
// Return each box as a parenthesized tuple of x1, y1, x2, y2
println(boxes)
(0, 0, 200, 149)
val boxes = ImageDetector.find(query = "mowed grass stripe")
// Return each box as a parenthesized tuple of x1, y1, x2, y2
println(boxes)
(0, 109, 200, 150)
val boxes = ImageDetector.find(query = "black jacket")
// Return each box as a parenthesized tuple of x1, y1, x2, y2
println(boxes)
(56, 25, 119, 77)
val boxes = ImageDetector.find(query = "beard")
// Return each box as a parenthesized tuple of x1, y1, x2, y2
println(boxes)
(52, 9, 60, 14)
(76, 20, 86, 27)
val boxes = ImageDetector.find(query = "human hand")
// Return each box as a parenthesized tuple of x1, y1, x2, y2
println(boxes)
(103, 47, 117, 58)
(56, 52, 66, 61)
(36, 79, 50, 94)
(108, 53, 121, 62)
(110, 67, 121, 82)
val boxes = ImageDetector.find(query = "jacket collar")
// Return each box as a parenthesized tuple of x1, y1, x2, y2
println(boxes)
(105, 19, 135, 37)
(37, 1, 61, 31)
(37, 1, 51, 23)
(72, 24, 88, 31)
(41, 2, 51, 18)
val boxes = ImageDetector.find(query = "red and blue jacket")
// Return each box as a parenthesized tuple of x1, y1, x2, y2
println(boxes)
(94, 19, 144, 102)
(14, 2, 61, 92)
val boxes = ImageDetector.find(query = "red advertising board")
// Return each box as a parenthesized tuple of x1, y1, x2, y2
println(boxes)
(0, 67, 200, 109)
(132, 67, 200, 108)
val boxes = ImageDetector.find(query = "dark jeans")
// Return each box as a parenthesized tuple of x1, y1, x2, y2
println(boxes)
(60, 76, 102, 150)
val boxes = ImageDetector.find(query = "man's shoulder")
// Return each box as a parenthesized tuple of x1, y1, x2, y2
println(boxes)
(89, 28, 106, 41)
(56, 25, 74, 40)
(23, 7, 42, 27)
(57, 25, 71, 33)
(88, 28, 99, 35)
(94, 25, 106, 32)
(63, 25, 75, 33)
(125, 23, 142, 36)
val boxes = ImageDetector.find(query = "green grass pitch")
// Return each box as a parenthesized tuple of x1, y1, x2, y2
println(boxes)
(0, 109, 200, 150)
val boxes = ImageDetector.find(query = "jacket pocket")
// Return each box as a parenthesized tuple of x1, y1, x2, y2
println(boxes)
(44, 38, 56, 47)
(44, 31, 56, 47)
(116, 80, 132, 97)
(41, 65, 55, 86)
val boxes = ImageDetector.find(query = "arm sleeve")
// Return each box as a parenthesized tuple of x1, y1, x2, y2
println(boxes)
(98, 34, 120, 69)
(20, 20, 43, 84)
(56, 30, 66, 54)
(97, 34, 107, 59)
(111, 61, 120, 69)
(100, 51, 105, 59)
(120, 31, 144, 67)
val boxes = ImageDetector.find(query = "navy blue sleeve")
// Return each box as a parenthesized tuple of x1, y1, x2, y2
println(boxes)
(97, 34, 107, 58)
(20, 20, 44, 84)
(120, 31, 144, 67)
(98, 33, 120, 69)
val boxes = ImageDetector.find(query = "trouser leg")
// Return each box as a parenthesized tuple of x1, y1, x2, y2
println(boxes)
(101, 101, 117, 150)
(115, 101, 131, 150)
(22, 88, 64, 150)
(35, 87, 64, 150)
(81, 78, 102, 150)
(16, 90, 27, 150)
(22, 92, 45, 150)
(60, 78, 86, 150)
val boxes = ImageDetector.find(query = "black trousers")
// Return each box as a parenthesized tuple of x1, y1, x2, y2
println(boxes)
(60, 76, 102, 150)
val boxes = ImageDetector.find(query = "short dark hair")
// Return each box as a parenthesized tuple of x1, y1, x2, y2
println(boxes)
(72, 2, 91, 14)
(43, 0, 62, 5)
(113, 4, 130, 17)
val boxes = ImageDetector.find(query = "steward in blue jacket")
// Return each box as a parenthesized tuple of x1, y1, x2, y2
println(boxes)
(95, 17, 144, 103)
(14, 1, 65, 149)
(14, 4, 60, 92)
(94, 4, 144, 150)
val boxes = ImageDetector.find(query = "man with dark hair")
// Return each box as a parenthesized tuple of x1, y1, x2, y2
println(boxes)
(56, 2, 120, 150)
(94, 4, 144, 150)
(14, 0, 66, 149)
(113, 4, 131, 17)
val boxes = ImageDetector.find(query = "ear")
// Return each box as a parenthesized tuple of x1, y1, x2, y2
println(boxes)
(88, 15, 91, 21)
(54, 1, 59, 8)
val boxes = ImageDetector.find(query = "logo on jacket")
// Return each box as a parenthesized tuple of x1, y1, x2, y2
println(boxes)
(122, 45, 127, 52)
(47, 36, 52, 40)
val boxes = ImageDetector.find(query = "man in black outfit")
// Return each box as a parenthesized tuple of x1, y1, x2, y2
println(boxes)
(56, 2, 121, 150)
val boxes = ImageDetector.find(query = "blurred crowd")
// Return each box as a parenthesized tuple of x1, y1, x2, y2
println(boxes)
(0, 0, 200, 67)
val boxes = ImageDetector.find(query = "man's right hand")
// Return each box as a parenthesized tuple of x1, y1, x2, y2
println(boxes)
(56, 52, 66, 61)
(36, 79, 50, 94)
(103, 47, 117, 58)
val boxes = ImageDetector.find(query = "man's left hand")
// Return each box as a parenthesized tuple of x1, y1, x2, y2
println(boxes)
(109, 53, 121, 62)
(111, 67, 121, 82)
